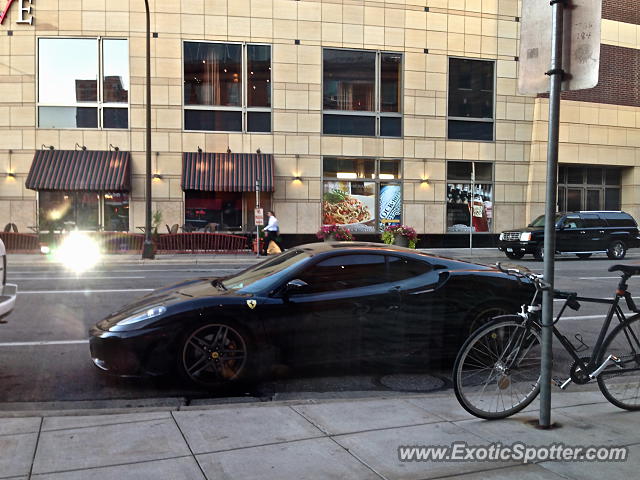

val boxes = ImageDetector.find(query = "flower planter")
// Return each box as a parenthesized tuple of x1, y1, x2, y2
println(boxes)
(324, 234, 337, 242)
(393, 236, 409, 247)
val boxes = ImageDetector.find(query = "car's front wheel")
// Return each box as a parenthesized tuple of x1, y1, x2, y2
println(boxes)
(505, 250, 525, 260)
(607, 241, 627, 260)
(178, 322, 251, 389)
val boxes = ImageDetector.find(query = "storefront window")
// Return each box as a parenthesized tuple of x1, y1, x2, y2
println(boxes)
(38, 192, 129, 231)
(322, 158, 401, 233)
(448, 58, 494, 141)
(323, 49, 402, 137)
(185, 191, 243, 231)
(184, 42, 271, 133)
(446, 161, 494, 233)
(38, 38, 129, 129)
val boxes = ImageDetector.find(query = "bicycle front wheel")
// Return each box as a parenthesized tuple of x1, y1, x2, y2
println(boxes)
(597, 314, 640, 410)
(453, 317, 542, 419)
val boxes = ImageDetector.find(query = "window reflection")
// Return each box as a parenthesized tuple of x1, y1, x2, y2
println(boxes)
(323, 49, 376, 111)
(184, 42, 242, 107)
(247, 45, 271, 108)
(39, 38, 98, 104)
(103, 40, 129, 103)
(380, 53, 401, 113)
(38, 192, 129, 231)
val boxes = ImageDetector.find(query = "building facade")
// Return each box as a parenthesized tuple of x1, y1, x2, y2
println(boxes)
(0, 0, 638, 246)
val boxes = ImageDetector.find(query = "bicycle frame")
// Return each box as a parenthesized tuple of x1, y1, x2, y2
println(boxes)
(528, 281, 640, 376)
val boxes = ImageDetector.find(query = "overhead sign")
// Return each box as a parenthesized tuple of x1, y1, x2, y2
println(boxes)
(0, 0, 33, 25)
(254, 208, 264, 226)
(518, 0, 601, 94)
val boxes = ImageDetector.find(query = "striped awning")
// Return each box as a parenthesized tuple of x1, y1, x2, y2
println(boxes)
(26, 150, 131, 191)
(182, 152, 274, 192)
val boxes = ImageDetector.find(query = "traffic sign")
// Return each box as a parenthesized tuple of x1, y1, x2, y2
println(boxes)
(518, 0, 601, 94)
(254, 208, 264, 226)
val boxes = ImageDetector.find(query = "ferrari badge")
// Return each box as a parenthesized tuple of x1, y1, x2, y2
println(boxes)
(246, 300, 257, 310)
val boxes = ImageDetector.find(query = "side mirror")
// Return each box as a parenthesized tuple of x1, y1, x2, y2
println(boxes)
(557, 224, 564, 231)
(285, 279, 308, 294)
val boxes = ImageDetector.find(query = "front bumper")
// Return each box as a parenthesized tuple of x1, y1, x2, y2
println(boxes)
(0, 283, 17, 323)
(498, 241, 536, 253)
(89, 324, 179, 377)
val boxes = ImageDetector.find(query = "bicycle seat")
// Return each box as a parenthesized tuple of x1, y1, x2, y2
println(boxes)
(608, 264, 640, 276)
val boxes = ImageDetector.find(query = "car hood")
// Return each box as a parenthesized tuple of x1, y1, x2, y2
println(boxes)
(95, 277, 247, 330)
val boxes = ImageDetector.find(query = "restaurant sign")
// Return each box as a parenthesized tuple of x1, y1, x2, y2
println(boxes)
(0, 0, 33, 26)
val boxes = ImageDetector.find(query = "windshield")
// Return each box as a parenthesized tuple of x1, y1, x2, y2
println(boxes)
(222, 249, 311, 293)
(529, 213, 564, 227)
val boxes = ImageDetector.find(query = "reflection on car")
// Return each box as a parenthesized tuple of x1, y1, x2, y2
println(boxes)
(0, 239, 17, 323)
(89, 242, 534, 389)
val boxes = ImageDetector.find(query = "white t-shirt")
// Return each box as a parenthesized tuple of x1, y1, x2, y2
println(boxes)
(264, 216, 279, 232)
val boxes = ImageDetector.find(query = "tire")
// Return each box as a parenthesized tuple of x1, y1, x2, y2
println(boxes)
(576, 253, 592, 259)
(533, 245, 544, 261)
(607, 241, 627, 260)
(467, 304, 514, 335)
(505, 250, 525, 260)
(453, 317, 542, 419)
(178, 321, 253, 389)
(597, 314, 640, 410)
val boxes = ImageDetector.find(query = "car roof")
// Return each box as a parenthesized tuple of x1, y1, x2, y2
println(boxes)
(293, 241, 417, 255)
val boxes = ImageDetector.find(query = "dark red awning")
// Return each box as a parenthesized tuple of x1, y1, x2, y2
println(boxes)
(182, 152, 274, 192)
(26, 150, 131, 191)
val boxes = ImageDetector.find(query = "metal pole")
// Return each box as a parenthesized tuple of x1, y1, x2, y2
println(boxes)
(142, 0, 155, 259)
(255, 180, 260, 257)
(540, 0, 565, 428)
(470, 164, 475, 255)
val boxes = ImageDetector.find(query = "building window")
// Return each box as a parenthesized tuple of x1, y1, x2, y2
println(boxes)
(38, 38, 129, 129)
(38, 192, 129, 231)
(446, 161, 493, 233)
(323, 49, 402, 137)
(448, 58, 494, 141)
(184, 42, 271, 133)
(558, 165, 622, 212)
(322, 157, 402, 233)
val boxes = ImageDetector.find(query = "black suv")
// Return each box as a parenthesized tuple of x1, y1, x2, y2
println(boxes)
(498, 211, 640, 261)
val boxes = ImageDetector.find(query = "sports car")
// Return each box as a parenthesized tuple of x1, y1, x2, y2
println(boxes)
(89, 242, 534, 388)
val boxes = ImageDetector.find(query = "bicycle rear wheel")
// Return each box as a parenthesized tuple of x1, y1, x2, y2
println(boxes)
(453, 317, 542, 419)
(597, 314, 640, 410)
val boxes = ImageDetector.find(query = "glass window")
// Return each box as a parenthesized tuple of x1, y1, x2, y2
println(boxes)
(446, 161, 494, 233)
(448, 58, 494, 141)
(322, 158, 402, 233)
(184, 42, 271, 133)
(185, 191, 243, 231)
(580, 213, 601, 228)
(557, 166, 623, 211)
(38, 38, 129, 129)
(562, 216, 583, 229)
(586, 167, 602, 185)
(299, 254, 388, 293)
(387, 256, 431, 282)
(323, 48, 402, 137)
(38, 192, 119, 231)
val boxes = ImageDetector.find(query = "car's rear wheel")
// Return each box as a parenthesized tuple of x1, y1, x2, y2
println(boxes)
(533, 245, 544, 261)
(505, 250, 525, 260)
(178, 322, 251, 389)
(576, 253, 592, 259)
(607, 241, 627, 260)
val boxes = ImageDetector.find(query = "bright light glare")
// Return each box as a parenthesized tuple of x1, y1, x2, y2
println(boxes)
(40, 245, 50, 255)
(54, 232, 101, 273)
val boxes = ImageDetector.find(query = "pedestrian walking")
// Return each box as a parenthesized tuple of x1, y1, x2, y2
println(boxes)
(262, 210, 283, 255)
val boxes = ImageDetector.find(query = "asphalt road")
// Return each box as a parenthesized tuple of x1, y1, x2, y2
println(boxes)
(2, 251, 640, 410)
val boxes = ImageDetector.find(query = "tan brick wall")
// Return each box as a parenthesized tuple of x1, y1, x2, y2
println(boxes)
(0, 1, 638, 235)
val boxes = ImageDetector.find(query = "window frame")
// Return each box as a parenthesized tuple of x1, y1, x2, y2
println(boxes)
(36, 36, 130, 131)
(322, 47, 403, 138)
(182, 40, 272, 134)
(445, 160, 495, 234)
(446, 56, 496, 142)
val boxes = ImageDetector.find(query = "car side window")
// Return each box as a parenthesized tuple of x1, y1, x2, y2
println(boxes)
(387, 256, 432, 282)
(580, 214, 600, 228)
(297, 254, 388, 293)
(562, 216, 583, 229)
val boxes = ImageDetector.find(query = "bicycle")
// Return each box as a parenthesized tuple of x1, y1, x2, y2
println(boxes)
(453, 262, 640, 419)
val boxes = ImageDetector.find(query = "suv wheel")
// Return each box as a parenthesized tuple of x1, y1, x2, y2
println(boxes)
(607, 241, 627, 260)
(576, 253, 592, 259)
(505, 250, 525, 260)
(533, 245, 544, 261)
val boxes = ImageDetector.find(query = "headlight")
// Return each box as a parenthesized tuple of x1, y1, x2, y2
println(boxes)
(109, 305, 167, 332)
(499, 233, 504, 241)
(520, 232, 532, 242)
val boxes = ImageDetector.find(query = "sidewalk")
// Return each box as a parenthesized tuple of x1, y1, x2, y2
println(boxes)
(1, 388, 636, 479)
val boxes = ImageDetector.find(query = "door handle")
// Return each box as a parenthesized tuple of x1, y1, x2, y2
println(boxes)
(580, 231, 586, 234)
(599, 230, 605, 234)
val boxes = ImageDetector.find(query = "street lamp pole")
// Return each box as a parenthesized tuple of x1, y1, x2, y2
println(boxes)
(141, 0, 155, 259)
